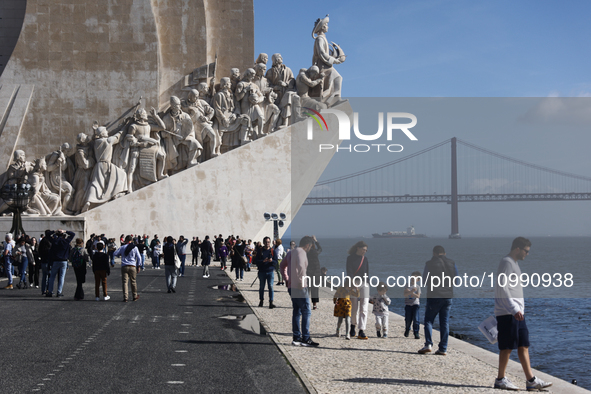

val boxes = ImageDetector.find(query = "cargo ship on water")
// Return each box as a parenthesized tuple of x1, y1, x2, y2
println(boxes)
(372, 226, 427, 238)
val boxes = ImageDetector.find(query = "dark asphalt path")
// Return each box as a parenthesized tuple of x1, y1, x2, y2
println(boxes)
(0, 264, 305, 393)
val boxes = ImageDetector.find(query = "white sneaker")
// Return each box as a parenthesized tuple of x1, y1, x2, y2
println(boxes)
(104, 295, 110, 301)
(526, 376, 552, 391)
(494, 377, 519, 390)
(95, 297, 100, 301)
(418, 345, 432, 354)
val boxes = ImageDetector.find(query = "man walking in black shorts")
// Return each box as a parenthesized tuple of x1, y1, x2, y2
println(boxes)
(493, 237, 551, 391)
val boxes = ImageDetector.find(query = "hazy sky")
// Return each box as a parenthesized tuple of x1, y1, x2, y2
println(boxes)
(254, 0, 591, 237)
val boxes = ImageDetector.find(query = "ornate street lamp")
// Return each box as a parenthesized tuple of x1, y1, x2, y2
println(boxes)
(1, 181, 34, 238)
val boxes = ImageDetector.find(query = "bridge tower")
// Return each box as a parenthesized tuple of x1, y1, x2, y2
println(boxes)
(450, 137, 461, 239)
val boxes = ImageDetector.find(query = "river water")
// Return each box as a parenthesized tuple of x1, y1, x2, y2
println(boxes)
(299, 236, 591, 389)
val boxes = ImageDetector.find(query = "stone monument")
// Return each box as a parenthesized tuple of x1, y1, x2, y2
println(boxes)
(0, 4, 350, 241)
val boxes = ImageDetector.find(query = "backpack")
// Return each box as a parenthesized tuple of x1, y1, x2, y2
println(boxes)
(70, 247, 85, 268)
(39, 237, 52, 258)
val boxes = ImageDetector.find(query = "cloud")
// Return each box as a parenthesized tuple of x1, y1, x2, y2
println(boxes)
(518, 96, 591, 125)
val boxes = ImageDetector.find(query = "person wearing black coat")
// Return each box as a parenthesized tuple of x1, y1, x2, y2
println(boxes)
(306, 236, 323, 309)
(200, 236, 213, 278)
(70, 238, 90, 300)
(190, 237, 200, 266)
(30, 237, 42, 288)
(38, 231, 52, 295)
(230, 239, 246, 281)
(163, 236, 178, 293)
(92, 242, 111, 301)
(46, 229, 75, 297)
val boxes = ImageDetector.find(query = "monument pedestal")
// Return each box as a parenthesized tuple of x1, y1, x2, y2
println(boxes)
(0, 215, 86, 239)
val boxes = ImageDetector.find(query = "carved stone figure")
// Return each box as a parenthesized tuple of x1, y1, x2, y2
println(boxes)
(70, 133, 96, 214)
(255, 53, 268, 66)
(213, 77, 250, 152)
(312, 14, 345, 102)
(116, 108, 167, 192)
(122, 125, 141, 193)
(262, 90, 281, 134)
(230, 68, 241, 95)
(196, 82, 212, 105)
(29, 158, 63, 216)
(253, 63, 272, 95)
(151, 96, 202, 174)
(266, 53, 298, 127)
(254, 63, 280, 135)
(81, 126, 128, 212)
(266, 53, 295, 105)
(182, 89, 219, 160)
(7, 150, 34, 185)
(296, 65, 327, 112)
(236, 68, 265, 140)
(45, 143, 74, 214)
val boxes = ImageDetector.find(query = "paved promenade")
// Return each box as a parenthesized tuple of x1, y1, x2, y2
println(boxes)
(233, 269, 589, 394)
(0, 264, 305, 393)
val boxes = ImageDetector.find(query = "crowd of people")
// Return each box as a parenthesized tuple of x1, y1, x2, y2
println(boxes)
(1, 231, 552, 391)
(0, 231, 294, 301)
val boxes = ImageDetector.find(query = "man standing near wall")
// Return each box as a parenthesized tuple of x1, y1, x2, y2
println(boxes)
(493, 237, 552, 391)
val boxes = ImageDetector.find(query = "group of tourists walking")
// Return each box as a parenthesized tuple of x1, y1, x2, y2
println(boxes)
(277, 236, 551, 391)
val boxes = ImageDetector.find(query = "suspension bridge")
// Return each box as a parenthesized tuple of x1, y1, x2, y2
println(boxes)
(303, 138, 591, 238)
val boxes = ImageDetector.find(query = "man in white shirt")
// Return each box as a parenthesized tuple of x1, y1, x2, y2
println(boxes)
(493, 237, 551, 391)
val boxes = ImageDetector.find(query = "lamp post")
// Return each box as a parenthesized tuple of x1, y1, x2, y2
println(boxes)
(1, 181, 34, 239)
(263, 212, 287, 240)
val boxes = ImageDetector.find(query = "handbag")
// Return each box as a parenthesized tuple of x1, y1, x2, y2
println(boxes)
(173, 247, 182, 269)
(233, 245, 247, 263)
(13, 248, 23, 264)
